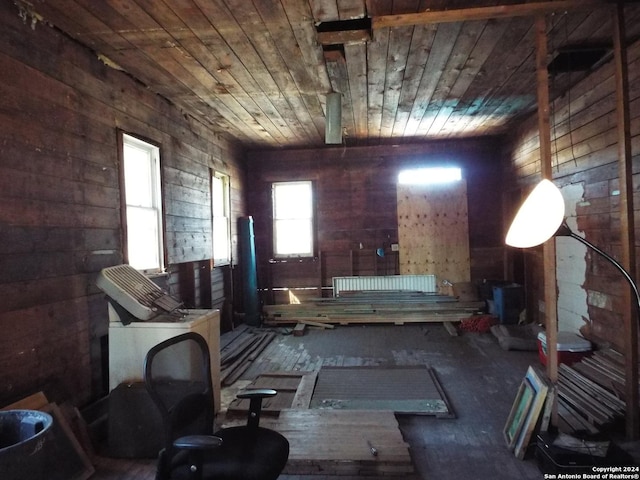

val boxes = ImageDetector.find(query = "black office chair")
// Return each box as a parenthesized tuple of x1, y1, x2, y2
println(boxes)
(143, 332, 289, 480)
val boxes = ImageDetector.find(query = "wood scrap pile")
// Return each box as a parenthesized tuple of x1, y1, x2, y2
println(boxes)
(556, 349, 627, 435)
(263, 291, 485, 326)
(220, 325, 277, 386)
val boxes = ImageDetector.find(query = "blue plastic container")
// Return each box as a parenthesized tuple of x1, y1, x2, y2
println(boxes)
(492, 284, 524, 324)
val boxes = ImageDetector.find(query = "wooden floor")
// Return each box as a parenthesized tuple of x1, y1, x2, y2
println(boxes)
(92, 323, 546, 479)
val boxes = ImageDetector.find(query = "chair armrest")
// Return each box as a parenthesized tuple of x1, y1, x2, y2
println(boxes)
(236, 388, 278, 429)
(173, 435, 223, 479)
(173, 434, 223, 451)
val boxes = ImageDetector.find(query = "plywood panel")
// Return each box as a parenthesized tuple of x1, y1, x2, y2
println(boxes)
(397, 181, 470, 283)
(224, 409, 413, 476)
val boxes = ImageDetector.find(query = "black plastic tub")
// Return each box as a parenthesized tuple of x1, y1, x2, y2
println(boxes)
(0, 409, 53, 480)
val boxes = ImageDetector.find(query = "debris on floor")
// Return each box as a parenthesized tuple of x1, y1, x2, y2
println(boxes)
(220, 325, 278, 386)
(458, 314, 497, 333)
(490, 323, 542, 351)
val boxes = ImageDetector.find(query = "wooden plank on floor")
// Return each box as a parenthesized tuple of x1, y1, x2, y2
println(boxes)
(219, 324, 250, 349)
(225, 409, 414, 476)
(559, 365, 625, 413)
(291, 371, 319, 409)
(221, 332, 276, 385)
(443, 321, 459, 336)
(572, 362, 626, 397)
(264, 299, 484, 315)
(557, 398, 600, 435)
(226, 371, 318, 415)
(299, 319, 335, 329)
(265, 312, 477, 326)
(91, 456, 156, 480)
(1, 391, 49, 410)
(293, 323, 306, 336)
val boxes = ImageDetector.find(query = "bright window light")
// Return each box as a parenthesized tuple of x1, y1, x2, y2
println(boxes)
(272, 181, 314, 257)
(212, 172, 231, 264)
(122, 133, 164, 273)
(398, 167, 462, 185)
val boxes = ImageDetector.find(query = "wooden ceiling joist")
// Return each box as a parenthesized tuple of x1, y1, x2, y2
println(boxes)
(372, 0, 612, 29)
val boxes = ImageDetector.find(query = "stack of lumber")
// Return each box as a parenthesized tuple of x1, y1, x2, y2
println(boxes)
(220, 325, 277, 386)
(263, 291, 485, 326)
(556, 349, 627, 435)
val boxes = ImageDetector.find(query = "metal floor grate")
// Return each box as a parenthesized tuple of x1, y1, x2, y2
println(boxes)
(310, 365, 455, 417)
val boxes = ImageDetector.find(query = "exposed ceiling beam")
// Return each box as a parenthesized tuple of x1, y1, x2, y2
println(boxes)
(372, 1, 612, 29)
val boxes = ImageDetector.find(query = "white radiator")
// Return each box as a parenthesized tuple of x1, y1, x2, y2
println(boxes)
(332, 275, 437, 297)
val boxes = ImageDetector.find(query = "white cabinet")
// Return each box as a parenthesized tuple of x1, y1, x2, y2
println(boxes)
(108, 306, 221, 411)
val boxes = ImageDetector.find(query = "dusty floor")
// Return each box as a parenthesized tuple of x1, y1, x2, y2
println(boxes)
(94, 322, 636, 479)
(239, 322, 544, 480)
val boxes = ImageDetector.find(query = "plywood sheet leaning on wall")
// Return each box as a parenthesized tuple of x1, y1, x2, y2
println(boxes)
(397, 181, 470, 283)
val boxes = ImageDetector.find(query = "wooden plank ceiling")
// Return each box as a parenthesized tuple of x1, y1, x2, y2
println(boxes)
(18, 0, 640, 150)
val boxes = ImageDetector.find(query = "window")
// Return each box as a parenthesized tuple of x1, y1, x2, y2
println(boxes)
(398, 166, 462, 185)
(272, 181, 314, 257)
(211, 172, 231, 264)
(121, 133, 165, 273)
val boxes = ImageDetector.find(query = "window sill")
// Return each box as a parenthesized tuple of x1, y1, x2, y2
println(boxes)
(145, 271, 169, 280)
(269, 257, 317, 264)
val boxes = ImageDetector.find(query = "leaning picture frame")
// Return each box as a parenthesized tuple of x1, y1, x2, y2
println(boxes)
(503, 366, 550, 459)
(503, 377, 535, 449)
(514, 366, 549, 459)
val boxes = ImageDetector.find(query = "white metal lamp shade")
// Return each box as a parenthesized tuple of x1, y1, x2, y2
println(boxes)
(325, 92, 342, 144)
(505, 179, 566, 248)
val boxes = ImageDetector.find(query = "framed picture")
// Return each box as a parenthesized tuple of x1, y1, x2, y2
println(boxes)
(503, 377, 535, 449)
(504, 366, 550, 459)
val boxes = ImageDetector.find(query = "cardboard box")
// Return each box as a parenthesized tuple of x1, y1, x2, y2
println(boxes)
(453, 282, 478, 302)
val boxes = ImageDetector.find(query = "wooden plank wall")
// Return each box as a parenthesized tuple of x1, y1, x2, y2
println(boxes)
(246, 140, 506, 303)
(503, 34, 640, 348)
(0, 2, 246, 407)
(397, 181, 471, 283)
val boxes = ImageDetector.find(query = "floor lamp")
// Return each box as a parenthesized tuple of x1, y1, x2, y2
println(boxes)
(505, 179, 640, 318)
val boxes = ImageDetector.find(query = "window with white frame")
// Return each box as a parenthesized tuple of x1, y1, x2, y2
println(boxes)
(211, 172, 231, 264)
(272, 181, 314, 257)
(121, 133, 165, 273)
